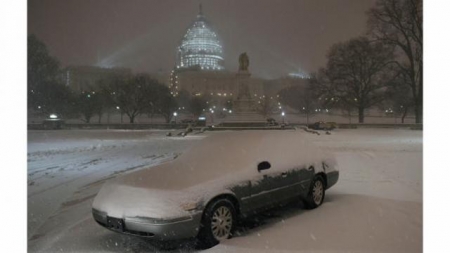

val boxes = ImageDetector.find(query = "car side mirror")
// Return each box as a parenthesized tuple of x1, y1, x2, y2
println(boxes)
(258, 161, 271, 172)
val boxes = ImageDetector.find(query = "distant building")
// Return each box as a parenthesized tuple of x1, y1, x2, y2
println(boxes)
(64, 66, 132, 92)
(170, 5, 267, 111)
(176, 4, 224, 71)
(264, 75, 310, 98)
(169, 4, 311, 109)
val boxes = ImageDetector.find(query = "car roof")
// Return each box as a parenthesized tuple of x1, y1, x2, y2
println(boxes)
(114, 130, 326, 190)
(177, 130, 318, 171)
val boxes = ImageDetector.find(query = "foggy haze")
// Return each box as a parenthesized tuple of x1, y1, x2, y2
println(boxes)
(28, 0, 376, 79)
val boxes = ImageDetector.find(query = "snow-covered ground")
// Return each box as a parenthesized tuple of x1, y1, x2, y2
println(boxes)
(27, 128, 422, 252)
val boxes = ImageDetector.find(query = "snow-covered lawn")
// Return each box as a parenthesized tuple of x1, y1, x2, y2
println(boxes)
(27, 128, 422, 252)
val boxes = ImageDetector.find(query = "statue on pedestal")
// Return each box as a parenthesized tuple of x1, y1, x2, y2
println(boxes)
(238, 52, 249, 72)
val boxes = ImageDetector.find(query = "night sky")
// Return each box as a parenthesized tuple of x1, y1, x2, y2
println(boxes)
(28, 0, 376, 79)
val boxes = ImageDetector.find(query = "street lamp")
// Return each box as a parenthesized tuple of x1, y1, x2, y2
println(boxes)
(281, 111, 285, 124)
(173, 112, 178, 124)
(116, 106, 123, 123)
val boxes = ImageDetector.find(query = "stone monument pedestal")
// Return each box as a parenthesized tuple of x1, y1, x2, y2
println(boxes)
(227, 70, 266, 122)
(233, 70, 256, 113)
(225, 53, 265, 122)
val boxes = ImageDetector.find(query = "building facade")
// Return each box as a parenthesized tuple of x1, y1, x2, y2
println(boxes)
(65, 66, 131, 92)
(170, 5, 272, 111)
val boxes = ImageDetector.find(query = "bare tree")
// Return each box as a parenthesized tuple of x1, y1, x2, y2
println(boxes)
(278, 84, 318, 125)
(28, 35, 76, 118)
(31, 80, 76, 118)
(367, 0, 422, 123)
(155, 85, 178, 123)
(314, 37, 395, 123)
(190, 96, 207, 119)
(76, 91, 103, 123)
(256, 96, 277, 118)
(105, 73, 161, 123)
(383, 71, 415, 123)
(28, 34, 60, 107)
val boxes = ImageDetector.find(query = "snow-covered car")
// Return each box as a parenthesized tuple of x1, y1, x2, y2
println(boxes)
(92, 130, 339, 247)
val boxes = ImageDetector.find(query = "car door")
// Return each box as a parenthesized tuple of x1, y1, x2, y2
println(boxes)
(272, 167, 303, 201)
(243, 161, 294, 211)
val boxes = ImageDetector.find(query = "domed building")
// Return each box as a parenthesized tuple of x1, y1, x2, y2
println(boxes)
(176, 4, 224, 71)
(170, 4, 266, 117)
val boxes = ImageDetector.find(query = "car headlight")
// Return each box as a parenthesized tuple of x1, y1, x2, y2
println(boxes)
(180, 202, 201, 211)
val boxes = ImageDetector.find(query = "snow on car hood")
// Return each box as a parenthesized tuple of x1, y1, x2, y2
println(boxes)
(93, 182, 189, 219)
(92, 130, 336, 218)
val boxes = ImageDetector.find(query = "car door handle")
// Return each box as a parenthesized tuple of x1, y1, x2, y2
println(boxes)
(281, 172, 288, 177)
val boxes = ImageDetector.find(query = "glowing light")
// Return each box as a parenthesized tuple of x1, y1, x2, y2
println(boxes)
(49, 114, 58, 119)
(177, 9, 224, 70)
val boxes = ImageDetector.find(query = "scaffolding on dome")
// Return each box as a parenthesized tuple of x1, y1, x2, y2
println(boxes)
(176, 4, 224, 71)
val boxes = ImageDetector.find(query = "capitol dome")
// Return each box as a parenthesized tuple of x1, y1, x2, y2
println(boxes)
(176, 4, 224, 71)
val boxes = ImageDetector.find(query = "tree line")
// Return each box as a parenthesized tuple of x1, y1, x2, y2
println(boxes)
(28, 35, 210, 124)
(278, 0, 422, 124)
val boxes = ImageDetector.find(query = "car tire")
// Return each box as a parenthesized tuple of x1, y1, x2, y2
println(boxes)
(197, 198, 236, 248)
(304, 175, 325, 209)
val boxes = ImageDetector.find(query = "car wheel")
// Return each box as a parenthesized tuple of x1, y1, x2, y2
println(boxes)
(197, 198, 236, 248)
(304, 175, 325, 209)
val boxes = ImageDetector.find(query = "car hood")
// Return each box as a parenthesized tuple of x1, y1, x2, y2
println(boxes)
(115, 161, 230, 189)
(92, 178, 191, 219)
(91, 158, 248, 219)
